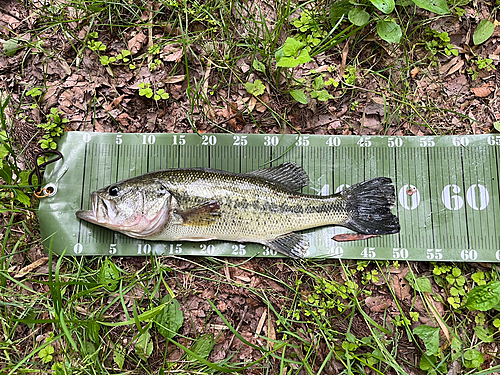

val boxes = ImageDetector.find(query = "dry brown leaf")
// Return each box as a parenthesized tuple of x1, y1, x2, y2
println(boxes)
(365, 296, 392, 313)
(255, 310, 267, 336)
(247, 96, 257, 112)
(14, 257, 49, 278)
(410, 67, 420, 78)
(235, 275, 251, 283)
(471, 83, 493, 97)
(161, 75, 185, 84)
(161, 45, 183, 62)
(447, 59, 464, 76)
(267, 318, 276, 348)
(127, 31, 147, 55)
(339, 40, 349, 78)
(439, 56, 460, 75)
(390, 267, 411, 303)
(105, 94, 125, 111)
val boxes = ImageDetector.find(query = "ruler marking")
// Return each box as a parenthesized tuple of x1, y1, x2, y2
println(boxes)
(115, 143, 120, 182)
(459, 146, 471, 251)
(77, 142, 89, 246)
(493, 145, 500, 251)
(393, 146, 400, 250)
(426, 147, 436, 251)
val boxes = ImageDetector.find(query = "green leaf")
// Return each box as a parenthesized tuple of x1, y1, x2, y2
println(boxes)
(311, 89, 333, 101)
(413, 325, 440, 356)
(330, 0, 352, 24)
(312, 76, 324, 90)
(276, 49, 312, 67)
(82, 340, 96, 356)
(474, 325, 495, 343)
(377, 20, 402, 43)
(464, 349, 484, 368)
(4, 37, 22, 57)
(473, 20, 495, 45)
(290, 89, 308, 104)
(406, 274, 433, 293)
(39, 345, 55, 363)
(348, 8, 370, 26)
(186, 334, 214, 361)
(99, 303, 166, 327)
(135, 331, 153, 361)
(369, 0, 395, 13)
(0, 144, 9, 159)
(113, 345, 125, 370)
(419, 354, 446, 372)
(494, 121, 500, 132)
(276, 38, 312, 68)
(252, 59, 266, 73)
(465, 281, 500, 311)
(412, 0, 450, 14)
(155, 297, 184, 339)
(16, 191, 31, 206)
(244, 79, 265, 96)
(98, 258, 120, 291)
(51, 362, 67, 375)
(282, 37, 306, 57)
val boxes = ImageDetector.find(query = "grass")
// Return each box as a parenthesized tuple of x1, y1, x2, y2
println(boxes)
(1, 0, 499, 373)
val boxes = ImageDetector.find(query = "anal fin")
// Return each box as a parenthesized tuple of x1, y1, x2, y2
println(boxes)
(175, 200, 220, 226)
(265, 232, 309, 259)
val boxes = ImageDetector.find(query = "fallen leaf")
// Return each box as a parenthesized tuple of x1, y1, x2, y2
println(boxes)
(161, 75, 185, 84)
(471, 83, 493, 97)
(410, 67, 419, 78)
(255, 310, 267, 336)
(161, 44, 183, 62)
(106, 95, 125, 111)
(14, 257, 49, 278)
(365, 296, 392, 313)
(390, 267, 411, 303)
(128, 31, 147, 55)
(447, 59, 464, 76)
(439, 56, 460, 75)
(234, 275, 251, 283)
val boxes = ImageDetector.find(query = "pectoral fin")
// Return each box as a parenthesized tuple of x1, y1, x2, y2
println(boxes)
(175, 200, 220, 226)
(264, 232, 309, 259)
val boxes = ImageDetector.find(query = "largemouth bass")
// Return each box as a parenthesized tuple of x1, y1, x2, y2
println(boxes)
(76, 162, 400, 258)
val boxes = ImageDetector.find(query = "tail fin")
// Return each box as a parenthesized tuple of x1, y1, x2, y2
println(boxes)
(341, 177, 400, 235)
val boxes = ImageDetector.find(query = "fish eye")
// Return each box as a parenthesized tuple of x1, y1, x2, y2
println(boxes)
(108, 186, 120, 196)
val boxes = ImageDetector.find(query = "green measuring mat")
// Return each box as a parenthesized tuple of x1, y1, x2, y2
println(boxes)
(38, 131, 500, 261)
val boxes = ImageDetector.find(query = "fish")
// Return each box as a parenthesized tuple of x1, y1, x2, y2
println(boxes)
(76, 162, 400, 258)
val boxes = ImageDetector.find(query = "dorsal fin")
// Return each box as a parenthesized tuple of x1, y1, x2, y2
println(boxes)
(244, 162, 309, 192)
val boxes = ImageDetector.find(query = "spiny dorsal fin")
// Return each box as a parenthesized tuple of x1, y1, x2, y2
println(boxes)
(244, 162, 309, 192)
(175, 200, 220, 226)
(264, 232, 309, 258)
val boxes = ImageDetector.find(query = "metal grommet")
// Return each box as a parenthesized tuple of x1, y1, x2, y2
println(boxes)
(42, 183, 57, 197)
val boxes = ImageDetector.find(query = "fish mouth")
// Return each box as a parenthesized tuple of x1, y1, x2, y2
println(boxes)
(76, 191, 169, 237)
(76, 192, 107, 224)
